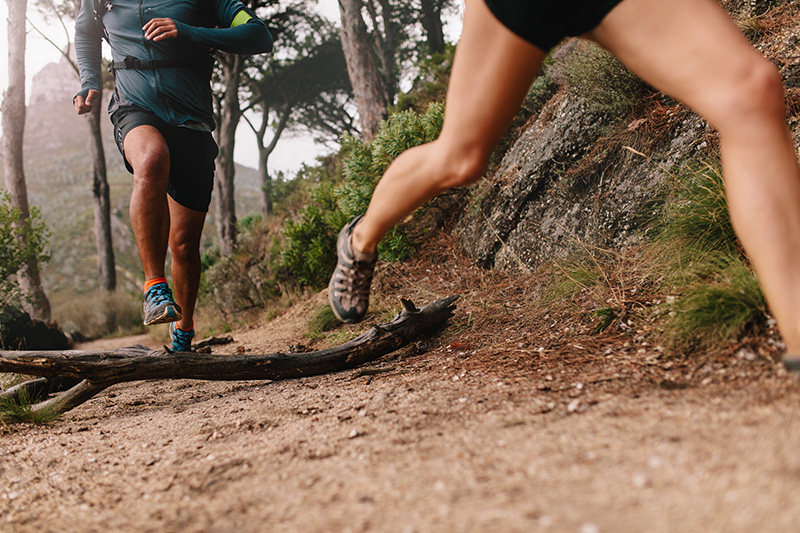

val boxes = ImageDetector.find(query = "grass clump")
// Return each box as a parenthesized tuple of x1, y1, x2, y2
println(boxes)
(306, 304, 340, 338)
(0, 385, 60, 425)
(651, 158, 767, 353)
(665, 256, 766, 352)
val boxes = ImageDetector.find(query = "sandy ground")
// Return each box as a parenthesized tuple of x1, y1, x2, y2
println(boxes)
(2, 245, 800, 533)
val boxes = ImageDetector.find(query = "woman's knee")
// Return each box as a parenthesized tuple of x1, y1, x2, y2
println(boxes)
(436, 144, 491, 189)
(714, 57, 785, 128)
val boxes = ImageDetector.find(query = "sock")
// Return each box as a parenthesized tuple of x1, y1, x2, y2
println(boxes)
(144, 277, 168, 293)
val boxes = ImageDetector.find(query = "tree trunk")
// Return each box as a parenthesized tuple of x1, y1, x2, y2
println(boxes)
(338, 0, 388, 140)
(258, 146, 272, 216)
(0, 296, 460, 418)
(419, 0, 446, 55)
(87, 87, 116, 292)
(256, 104, 291, 216)
(214, 52, 243, 257)
(2, 0, 51, 322)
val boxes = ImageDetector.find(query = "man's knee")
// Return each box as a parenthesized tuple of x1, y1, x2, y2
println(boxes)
(130, 144, 170, 182)
(169, 236, 200, 264)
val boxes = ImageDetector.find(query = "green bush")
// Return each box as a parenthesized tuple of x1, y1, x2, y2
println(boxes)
(281, 102, 445, 289)
(202, 217, 285, 314)
(0, 189, 50, 313)
(282, 183, 349, 288)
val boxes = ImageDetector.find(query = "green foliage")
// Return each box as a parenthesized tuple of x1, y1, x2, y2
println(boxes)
(393, 45, 455, 113)
(202, 217, 285, 314)
(560, 42, 651, 117)
(282, 183, 349, 288)
(666, 256, 766, 352)
(0, 190, 50, 312)
(652, 158, 766, 352)
(0, 385, 60, 425)
(282, 102, 445, 290)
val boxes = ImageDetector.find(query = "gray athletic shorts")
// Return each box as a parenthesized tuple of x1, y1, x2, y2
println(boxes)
(111, 106, 218, 212)
(484, 0, 626, 51)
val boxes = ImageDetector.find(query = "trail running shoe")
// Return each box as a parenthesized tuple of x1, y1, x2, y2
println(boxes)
(328, 215, 377, 323)
(170, 322, 195, 352)
(143, 282, 182, 326)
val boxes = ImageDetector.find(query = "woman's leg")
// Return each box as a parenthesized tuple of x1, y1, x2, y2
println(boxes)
(351, 0, 546, 255)
(587, 0, 800, 354)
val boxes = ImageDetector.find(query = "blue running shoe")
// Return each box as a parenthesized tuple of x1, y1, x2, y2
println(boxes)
(170, 322, 195, 352)
(143, 282, 182, 326)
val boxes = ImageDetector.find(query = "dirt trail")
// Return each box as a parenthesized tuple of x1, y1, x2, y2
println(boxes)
(3, 250, 800, 533)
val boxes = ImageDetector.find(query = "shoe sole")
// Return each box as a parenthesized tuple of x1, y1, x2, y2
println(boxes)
(143, 306, 182, 326)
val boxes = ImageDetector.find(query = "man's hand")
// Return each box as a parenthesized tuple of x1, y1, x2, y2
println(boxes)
(143, 18, 178, 41)
(73, 89, 100, 115)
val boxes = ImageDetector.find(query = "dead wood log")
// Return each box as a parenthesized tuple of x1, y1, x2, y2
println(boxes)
(0, 295, 459, 418)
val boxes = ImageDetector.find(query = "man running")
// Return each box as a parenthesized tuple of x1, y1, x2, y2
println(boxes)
(328, 0, 800, 373)
(74, 0, 272, 351)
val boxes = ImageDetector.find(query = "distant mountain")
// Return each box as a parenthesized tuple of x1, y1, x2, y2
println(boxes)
(2, 55, 262, 324)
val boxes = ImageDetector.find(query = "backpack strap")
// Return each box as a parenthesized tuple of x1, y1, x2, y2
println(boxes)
(93, 0, 111, 43)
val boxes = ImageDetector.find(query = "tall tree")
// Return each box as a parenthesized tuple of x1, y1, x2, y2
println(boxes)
(338, 0, 388, 140)
(87, 90, 116, 291)
(245, 13, 355, 214)
(30, 0, 117, 292)
(417, 0, 447, 55)
(2, 0, 52, 321)
(213, 51, 245, 257)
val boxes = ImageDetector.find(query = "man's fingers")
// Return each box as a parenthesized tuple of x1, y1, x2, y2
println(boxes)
(143, 18, 177, 41)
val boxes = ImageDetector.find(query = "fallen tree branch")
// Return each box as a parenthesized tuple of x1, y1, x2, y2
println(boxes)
(0, 295, 459, 418)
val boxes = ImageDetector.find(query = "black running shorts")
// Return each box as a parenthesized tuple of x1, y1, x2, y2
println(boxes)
(484, 0, 626, 51)
(111, 106, 218, 212)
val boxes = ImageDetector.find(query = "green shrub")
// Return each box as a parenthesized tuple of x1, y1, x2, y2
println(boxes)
(203, 217, 285, 314)
(0, 189, 50, 314)
(393, 45, 455, 113)
(281, 102, 446, 289)
(282, 183, 349, 289)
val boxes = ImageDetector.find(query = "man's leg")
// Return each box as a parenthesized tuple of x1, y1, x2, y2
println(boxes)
(350, 0, 547, 255)
(167, 196, 206, 332)
(587, 0, 800, 355)
(123, 125, 171, 282)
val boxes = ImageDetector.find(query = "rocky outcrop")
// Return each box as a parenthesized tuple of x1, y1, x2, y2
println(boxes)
(454, 82, 713, 273)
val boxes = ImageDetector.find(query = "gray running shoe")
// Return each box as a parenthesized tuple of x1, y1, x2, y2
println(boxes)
(328, 215, 377, 323)
(143, 282, 182, 326)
